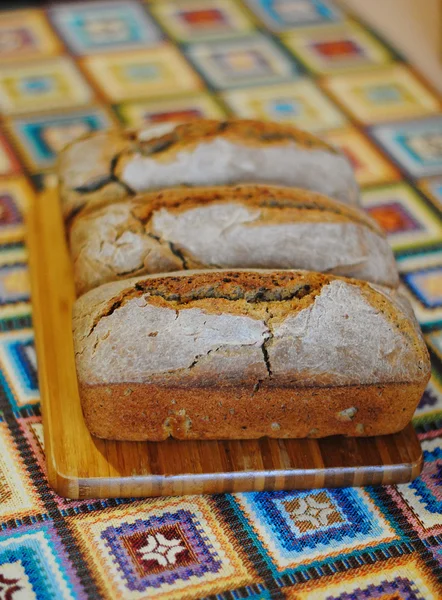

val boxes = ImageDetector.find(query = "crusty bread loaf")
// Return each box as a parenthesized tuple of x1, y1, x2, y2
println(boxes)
(69, 185, 398, 295)
(59, 119, 358, 221)
(73, 269, 430, 441)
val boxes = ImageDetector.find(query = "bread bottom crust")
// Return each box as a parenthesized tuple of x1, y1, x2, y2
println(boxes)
(79, 381, 426, 441)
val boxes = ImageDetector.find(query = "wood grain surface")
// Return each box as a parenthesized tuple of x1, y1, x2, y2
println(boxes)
(27, 188, 423, 499)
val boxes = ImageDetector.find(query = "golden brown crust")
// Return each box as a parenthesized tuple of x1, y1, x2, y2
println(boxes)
(69, 184, 398, 295)
(80, 381, 426, 441)
(134, 118, 336, 156)
(89, 270, 423, 343)
(90, 270, 330, 330)
(58, 129, 135, 215)
(114, 119, 338, 181)
(360, 287, 415, 343)
(125, 185, 381, 234)
(59, 128, 134, 160)
(75, 269, 430, 441)
(60, 120, 347, 221)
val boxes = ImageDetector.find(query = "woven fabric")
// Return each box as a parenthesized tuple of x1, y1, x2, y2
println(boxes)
(0, 1, 441, 598)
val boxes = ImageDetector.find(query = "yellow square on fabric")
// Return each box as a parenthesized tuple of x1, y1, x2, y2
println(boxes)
(117, 93, 225, 126)
(0, 58, 93, 115)
(0, 9, 62, 62)
(282, 20, 393, 74)
(70, 496, 256, 600)
(322, 65, 441, 123)
(323, 127, 400, 185)
(150, 0, 255, 41)
(223, 79, 347, 132)
(81, 45, 203, 102)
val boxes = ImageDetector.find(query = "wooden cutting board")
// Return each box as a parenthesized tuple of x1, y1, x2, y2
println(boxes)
(26, 188, 423, 499)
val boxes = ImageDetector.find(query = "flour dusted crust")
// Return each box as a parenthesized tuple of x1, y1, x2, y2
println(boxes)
(58, 129, 131, 221)
(73, 269, 430, 441)
(69, 185, 398, 295)
(59, 119, 359, 220)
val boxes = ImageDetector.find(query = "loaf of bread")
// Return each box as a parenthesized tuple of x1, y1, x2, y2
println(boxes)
(69, 185, 398, 295)
(73, 270, 430, 441)
(59, 119, 358, 221)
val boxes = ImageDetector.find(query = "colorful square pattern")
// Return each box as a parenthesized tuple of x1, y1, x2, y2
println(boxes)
(0, 523, 83, 598)
(117, 93, 225, 127)
(223, 79, 347, 132)
(70, 497, 255, 599)
(244, 0, 344, 32)
(414, 370, 442, 427)
(403, 268, 442, 309)
(81, 45, 202, 102)
(284, 554, 442, 599)
(18, 415, 101, 512)
(7, 107, 115, 172)
(19, 417, 45, 473)
(0, 249, 31, 323)
(49, 1, 162, 55)
(323, 127, 399, 186)
(323, 65, 441, 124)
(0, 420, 43, 519)
(0, 57, 93, 116)
(0, 266, 30, 305)
(0, 178, 33, 242)
(427, 331, 442, 363)
(0, 244, 28, 270)
(387, 437, 442, 538)
(0, 179, 31, 246)
(0, 199, 24, 245)
(397, 250, 442, 329)
(151, 0, 255, 41)
(0, 330, 39, 410)
(419, 177, 442, 213)
(360, 182, 442, 251)
(0, 133, 21, 177)
(371, 116, 442, 178)
(0, 9, 62, 62)
(234, 488, 398, 575)
(282, 20, 393, 74)
(0, 1, 439, 599)
(186, 34, 300, 89)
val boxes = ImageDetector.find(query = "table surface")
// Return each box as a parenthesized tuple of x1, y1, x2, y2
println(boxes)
(0, 1, 442, 599)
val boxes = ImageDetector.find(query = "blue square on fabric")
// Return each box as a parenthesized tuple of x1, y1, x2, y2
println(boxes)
(49, 1, 162, 55)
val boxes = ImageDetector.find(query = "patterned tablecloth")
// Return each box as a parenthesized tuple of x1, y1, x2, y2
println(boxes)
(0, 0, 441, 598)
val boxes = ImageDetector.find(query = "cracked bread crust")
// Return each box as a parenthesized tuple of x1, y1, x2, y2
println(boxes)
(58, 119, 359, 221)
(73, 269, 430, 441)
(58, 129, 132, 222)
(69, 185, 398, 295)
